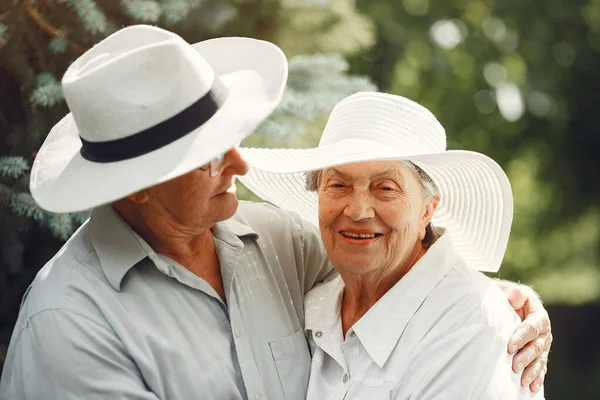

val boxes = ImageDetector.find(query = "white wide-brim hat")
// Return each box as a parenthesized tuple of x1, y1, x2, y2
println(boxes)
(30, 24, 287, 213)
(238, 92, 513, 272)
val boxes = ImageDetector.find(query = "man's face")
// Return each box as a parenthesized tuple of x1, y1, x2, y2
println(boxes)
(145, 147, 249, 229)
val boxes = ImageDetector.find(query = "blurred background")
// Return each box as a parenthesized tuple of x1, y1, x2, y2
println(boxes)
(1, 0, 599, 397)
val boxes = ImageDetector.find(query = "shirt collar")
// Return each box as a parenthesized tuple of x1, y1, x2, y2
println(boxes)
(213, 217, 259, 246)
(88, 205, 150, 292)
(88, 206, 259, 292)
(353, 232, 458, 368)
(304, 275, 344, 344)
(304, 232, 458, 368)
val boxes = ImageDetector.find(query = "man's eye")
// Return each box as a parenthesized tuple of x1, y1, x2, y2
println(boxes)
(379, 186, 394, 191)
(329, 183, 345, 189)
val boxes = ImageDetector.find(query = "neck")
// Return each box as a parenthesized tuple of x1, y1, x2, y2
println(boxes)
(339, 243, 426, 336)
(112, 201, 214, 262)
(111, 201, 226, 300)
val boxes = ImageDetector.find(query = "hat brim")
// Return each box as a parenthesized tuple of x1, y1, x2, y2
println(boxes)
(238, 144, 513, 273)
(30, 37, 288, 213)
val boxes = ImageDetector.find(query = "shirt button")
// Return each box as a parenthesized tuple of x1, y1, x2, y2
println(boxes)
(343, 373, 349, 383)
(350, 332, 356, 337)
(254, 395, 260, 400)
(234, 329, 240, 338)
(315, 331, 323, 338)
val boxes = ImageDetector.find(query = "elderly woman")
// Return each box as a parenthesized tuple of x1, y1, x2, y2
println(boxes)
(238, 92, 546, 399)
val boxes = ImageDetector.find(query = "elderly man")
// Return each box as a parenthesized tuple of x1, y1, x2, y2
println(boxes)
(0, 25, 550, 400)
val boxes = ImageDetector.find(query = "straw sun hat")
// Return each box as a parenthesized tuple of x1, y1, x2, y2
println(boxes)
(238, 92, 513, 273)
(30, 24, 288, 213)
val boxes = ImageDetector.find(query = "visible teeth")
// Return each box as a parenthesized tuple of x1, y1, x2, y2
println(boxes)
(342, 232, 376, 238)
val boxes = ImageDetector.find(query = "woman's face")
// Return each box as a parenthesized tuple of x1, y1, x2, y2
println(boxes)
(318, 161, 437, 277)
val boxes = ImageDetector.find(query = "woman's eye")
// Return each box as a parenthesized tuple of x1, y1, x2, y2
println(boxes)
(330, 183, 345, 188)
(379, 186, 394, 191)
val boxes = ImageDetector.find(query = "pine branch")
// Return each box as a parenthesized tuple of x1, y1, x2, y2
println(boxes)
(71, 211, 91, 225)
(9, 192, 45, 220)
(0, 157, 30, 179)
(57, 0, 107, 35)
(196, 2, 238, 32)
(37, 73, 57, 86)
(46, 213, 73, 240)
(123, 0, 162, 23)
(258, 52, 376, 141)
(49, 37, 68, 54)
(161, 0, 207, 24)
(24, 0, 87, 54)
(0, 183, 15, 207)
(288, 53, 349, 79)
(30, 81, 64, 108)
(161, 0, 194, 24)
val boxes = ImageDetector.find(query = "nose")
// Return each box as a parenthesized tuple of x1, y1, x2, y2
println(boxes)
(343, 189, 374, 221)
(222, 147, 249, 176)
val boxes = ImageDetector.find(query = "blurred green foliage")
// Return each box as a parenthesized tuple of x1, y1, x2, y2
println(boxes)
(348, 0, 600, 305)
(239, 0, 600, 305)
(1, 0, 599, 396)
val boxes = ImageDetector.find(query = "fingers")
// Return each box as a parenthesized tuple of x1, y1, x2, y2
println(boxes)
(523, 287, 545, 313)
(513, 333, 552, 374)
(530, 368, 546, 392)
(509, 321, 539, 354)
(519, 353, 548, 389)
(508, 310, 551, 353)
(505, 286, 527, 311)
(521, 353, 548, 392)
(518, 332, 550, 391)
(529, 368, 547, 392)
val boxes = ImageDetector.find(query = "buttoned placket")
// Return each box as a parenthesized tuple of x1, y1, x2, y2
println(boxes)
(341, 330, 360, 391)
(215, 232, 267, 400)
(313, 327, 353, 400)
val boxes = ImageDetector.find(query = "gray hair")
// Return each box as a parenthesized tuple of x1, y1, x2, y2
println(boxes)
(304, 161, 441, 246)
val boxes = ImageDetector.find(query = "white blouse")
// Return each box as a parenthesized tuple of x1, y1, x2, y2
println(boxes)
(304, 233, 544, 400)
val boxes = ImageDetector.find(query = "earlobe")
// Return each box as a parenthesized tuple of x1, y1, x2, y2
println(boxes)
(419, 223, 427, 241)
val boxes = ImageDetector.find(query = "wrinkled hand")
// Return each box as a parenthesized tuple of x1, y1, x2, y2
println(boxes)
(497, 280, 552, 392)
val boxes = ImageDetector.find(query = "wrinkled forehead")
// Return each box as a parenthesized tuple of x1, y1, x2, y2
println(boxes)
(322, 160, 413, 181)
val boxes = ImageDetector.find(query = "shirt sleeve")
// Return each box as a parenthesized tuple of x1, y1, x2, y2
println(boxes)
(0, 309, 159, 400)
(394, 323, 544, 400)
(296, 216, 337, 295)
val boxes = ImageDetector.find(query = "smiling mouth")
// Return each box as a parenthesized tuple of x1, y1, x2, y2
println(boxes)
(340, 231, 383, 239)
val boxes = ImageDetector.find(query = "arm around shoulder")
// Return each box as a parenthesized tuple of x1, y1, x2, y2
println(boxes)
(394, 323, 544, 400)
(0, 309, 158, 400)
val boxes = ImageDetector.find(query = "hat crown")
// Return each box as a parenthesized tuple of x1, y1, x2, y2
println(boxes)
(62, 25, 215, 143)
(319, 92, 447, 156)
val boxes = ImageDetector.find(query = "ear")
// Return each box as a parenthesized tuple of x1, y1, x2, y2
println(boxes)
(126, 190, 150, 204)
(419, 195, 440, 240)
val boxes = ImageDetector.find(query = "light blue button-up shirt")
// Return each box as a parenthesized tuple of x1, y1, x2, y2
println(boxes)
(0, 201, 334, 400)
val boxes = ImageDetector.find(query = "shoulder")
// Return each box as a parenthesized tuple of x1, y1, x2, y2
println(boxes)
(427, 259, 520, 335)
(233, 200, 320, 242)
(15, 222, 110, 330)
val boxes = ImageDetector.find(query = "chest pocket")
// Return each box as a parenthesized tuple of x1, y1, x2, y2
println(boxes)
(269, 329, 311, 400)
